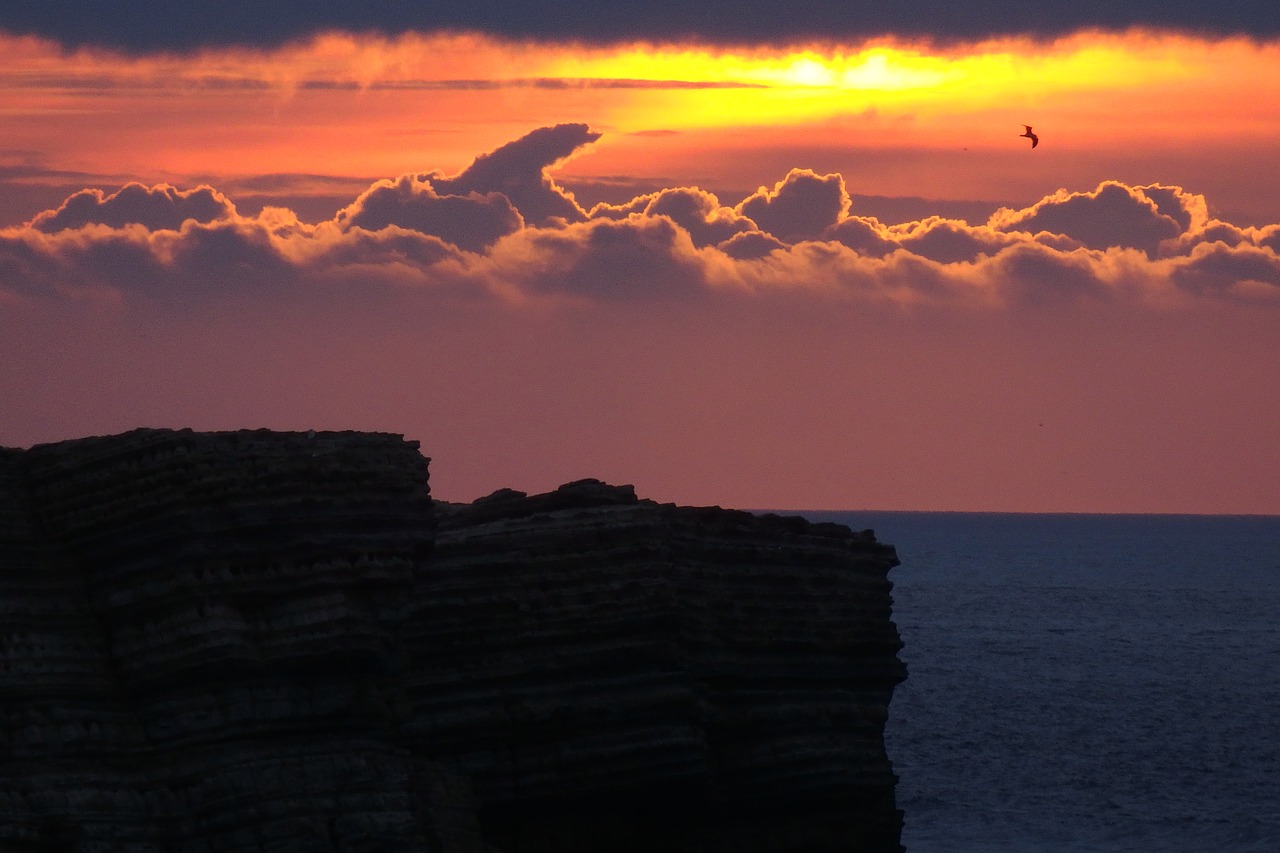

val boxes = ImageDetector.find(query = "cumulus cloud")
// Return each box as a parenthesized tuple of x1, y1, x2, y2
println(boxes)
(1, 218, 303, 303)
(5, 126, 1280, 313)
(1255, 225, 1280, 255)
(982, 241, 1116, 306)
(424, 123, 600, 227)
(591, 186, 754, 247)
(891, 218, 1021, 264)
(717, 230, 787, 260)
(334, 175, 522, 252)
(30, 183, 236, 233)
(735, 169, 850, 244)
(823, 216, 899, 258)
(487, 214, 707, 300)
(989, 181, 1188, 257)
(1171, 241, 1280, 300)
(326, 123, 604, 252)
(890, 217, 1082, 264)
(1138, 184, 1209, 234)
(3, 2, 1273, 53)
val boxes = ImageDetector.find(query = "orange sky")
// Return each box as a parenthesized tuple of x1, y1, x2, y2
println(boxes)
(3, 29, 1280, 514)
(5, 30, 1280, 220)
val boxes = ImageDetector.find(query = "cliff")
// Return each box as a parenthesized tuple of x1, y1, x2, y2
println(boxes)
(1, 428, 906, 852)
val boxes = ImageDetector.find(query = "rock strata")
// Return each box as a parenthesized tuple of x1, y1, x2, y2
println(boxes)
(1, 428, 905, 852)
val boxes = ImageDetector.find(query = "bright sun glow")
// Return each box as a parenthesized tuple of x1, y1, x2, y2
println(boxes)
(3, 29, 1279, 179)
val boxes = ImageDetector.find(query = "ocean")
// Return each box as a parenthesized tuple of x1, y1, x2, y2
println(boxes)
(798, 511, 1280, 853)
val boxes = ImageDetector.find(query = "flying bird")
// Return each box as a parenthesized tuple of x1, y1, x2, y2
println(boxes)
(1020, 125, 1039, 148)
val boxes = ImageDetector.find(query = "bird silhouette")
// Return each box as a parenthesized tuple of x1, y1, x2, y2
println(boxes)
(1020, 125, 1039, 148)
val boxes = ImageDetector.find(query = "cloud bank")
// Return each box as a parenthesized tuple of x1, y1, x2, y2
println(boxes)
(6, 124, 1280, 311)
(2, 2, 1277, 51)
(5, 124, 1280, 515)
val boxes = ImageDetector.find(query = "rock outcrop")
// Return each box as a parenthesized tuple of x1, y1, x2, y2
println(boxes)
(1, 428, 906, 852)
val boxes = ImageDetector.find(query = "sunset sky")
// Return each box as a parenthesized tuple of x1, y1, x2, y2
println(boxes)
(3, 2, 1279, 514)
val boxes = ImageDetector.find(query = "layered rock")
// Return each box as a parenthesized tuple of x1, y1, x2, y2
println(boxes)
(1, 429, 905, 852)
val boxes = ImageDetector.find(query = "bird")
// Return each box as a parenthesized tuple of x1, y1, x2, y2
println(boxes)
(1020, 125, 1039, 148)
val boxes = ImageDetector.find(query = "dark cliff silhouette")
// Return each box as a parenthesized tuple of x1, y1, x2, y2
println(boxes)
(0, 428, 906, 852)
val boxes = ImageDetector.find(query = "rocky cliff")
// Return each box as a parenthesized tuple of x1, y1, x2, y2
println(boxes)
(1, 428, 906, 852)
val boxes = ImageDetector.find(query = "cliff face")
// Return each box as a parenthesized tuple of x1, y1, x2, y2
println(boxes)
(1, 429, 905, 852)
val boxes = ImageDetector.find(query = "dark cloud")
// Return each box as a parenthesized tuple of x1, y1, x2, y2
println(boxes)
(335, 175, 522, 253)
(987, 242, 1114, 307)
(1255, 226, 1280, 254)
(7, 126, 1280, 313)
(717, 230, 787, 261)
(329, 123, 599, 251)
(990, 182, 1186, 257)
(425, 123, 599, 228)
(309, 226, 459, 271)
(736, 170, 850, 244)
(591, 187, 753, 247)
(892, 218, 1081, 264)
(849, 195, 1005, 228)
(1171, 242, 1280, 299)
(2, 2, 1276, 51)
(161, 220, 298, 293)
(893, 218, 1019, 264)
(30, 183, 236, 233)
(1138, 184, 1207, 234)
(823, 217, 899, 258)
(0, 232, 66, 300)
(494, 215, 706, 300)
(1, 219, 300, 303)
(1159, 219, 1253, 258)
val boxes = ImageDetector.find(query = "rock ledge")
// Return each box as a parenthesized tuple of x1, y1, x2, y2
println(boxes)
(1, 428, 905, 852)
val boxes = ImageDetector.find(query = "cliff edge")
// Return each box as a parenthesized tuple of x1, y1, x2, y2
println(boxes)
(1, 428, 906, 852)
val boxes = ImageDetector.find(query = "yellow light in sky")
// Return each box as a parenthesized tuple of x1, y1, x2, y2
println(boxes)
(3, 28, 1280, 181)
(839, 51, 951, 90)
(544, 42, 962, 92)
(530, 32, 1220, 132)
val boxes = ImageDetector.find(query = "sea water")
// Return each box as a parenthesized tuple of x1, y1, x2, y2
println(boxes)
(798, 511, 1280, 853)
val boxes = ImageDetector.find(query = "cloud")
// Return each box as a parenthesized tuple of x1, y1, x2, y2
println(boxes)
(983, 241, 1117, 306)
(334, 176, 522, 253)
(304, 223, 459, 273)
(989, 182, 1191, 257)
(891, 217, 1082, 264)
(891, 218, 1026, 264)
(717, 230, 787, 260)
(1170, 241, 1280, 300)
(3, 2, 1276, 52)
(736, 170, 850, 244)
(591, 187, 754, 247)
(423, 123, 600, 228)
(1255, 225, 1280, 254)
(823, 217, 899, 258)
(328, 123, 600, 252)
(5, 126, 1280, 315)
(1, 218, 306, 304)
(486, 214, 707, 300)
(30, 183, 236, 233)
(822, 212, 1081, 263)
(1138, 184, 1209, 234)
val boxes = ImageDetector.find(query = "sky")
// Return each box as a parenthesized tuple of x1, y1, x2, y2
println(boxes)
(2, 3, 1279, 514)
